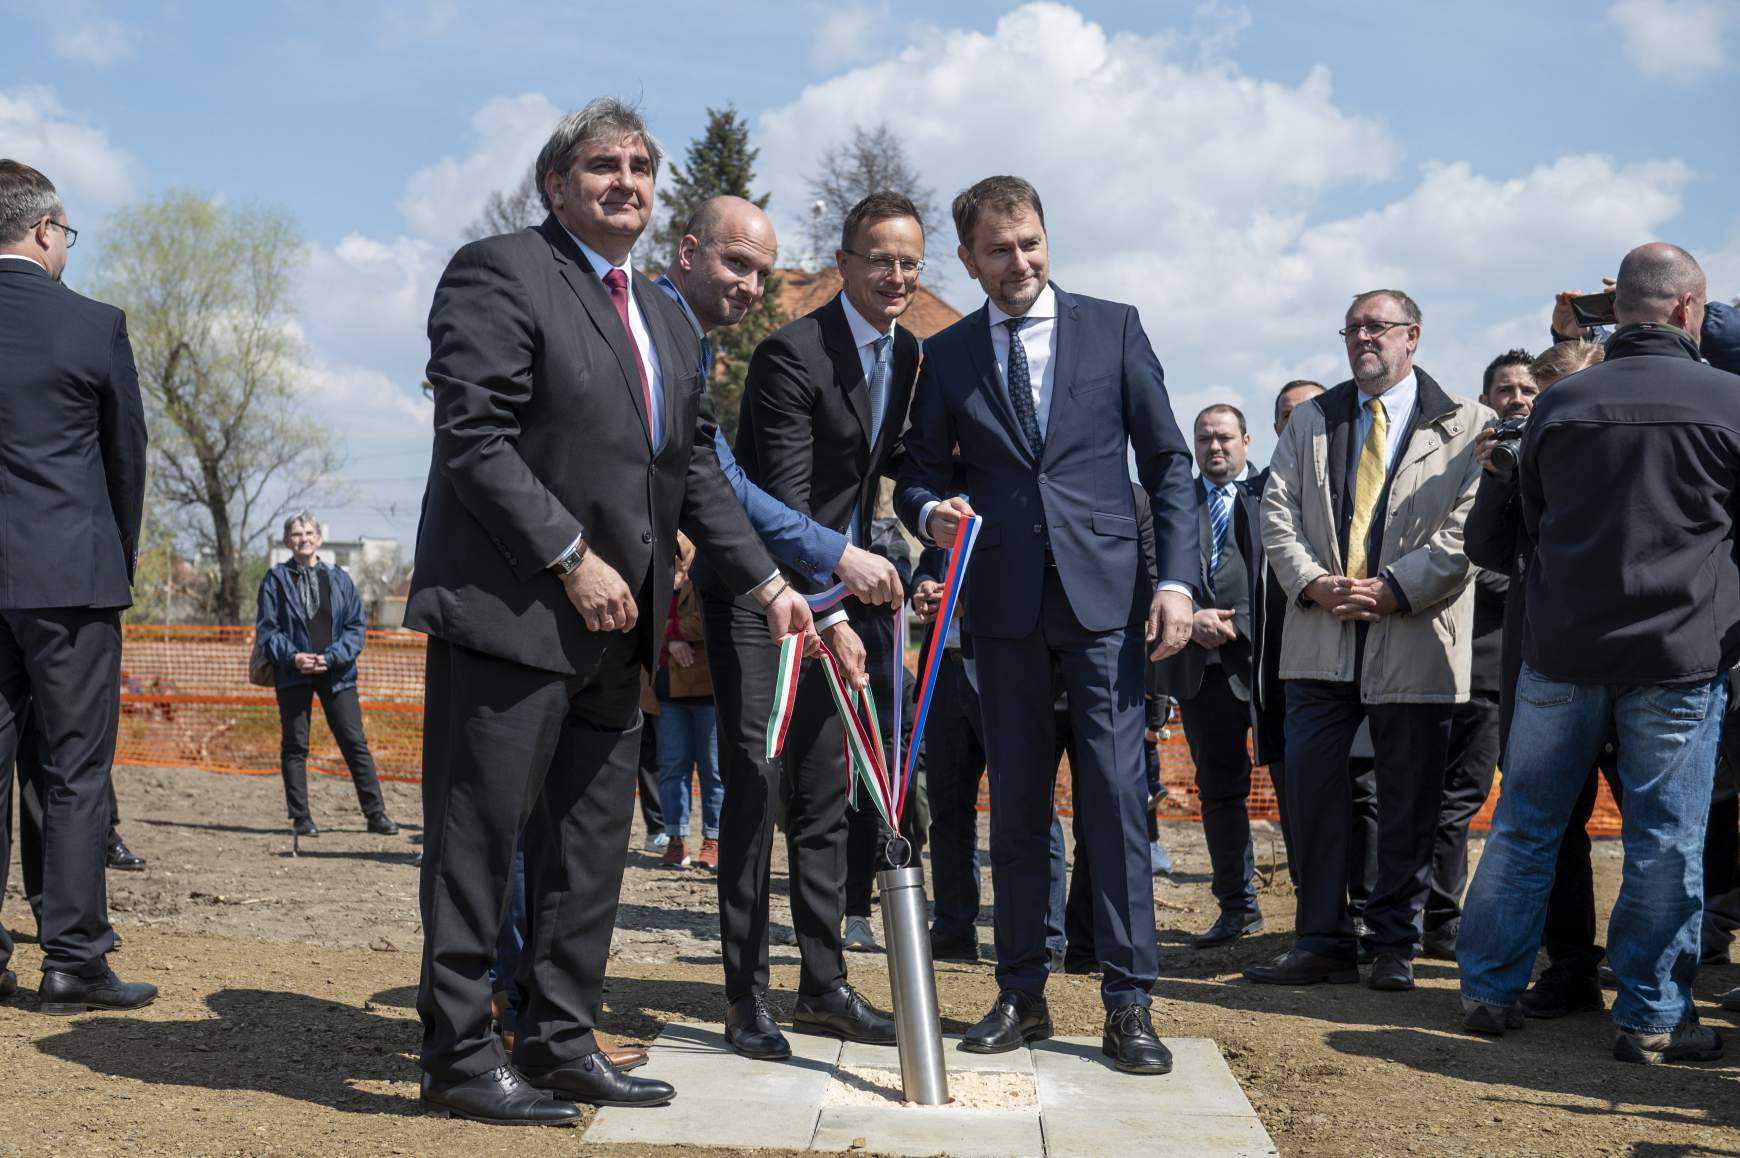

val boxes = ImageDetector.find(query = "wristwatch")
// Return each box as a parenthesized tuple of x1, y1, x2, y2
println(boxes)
(550, 537, 589, 576)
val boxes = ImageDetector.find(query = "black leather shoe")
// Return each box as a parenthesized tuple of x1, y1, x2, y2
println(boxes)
(421, 1065, 581, 1125)
(1194, 910, 1264, 949)
(1520, 967, 1604, 1019)
(1244, 948, 1358, 986)
(725, 994, 791, 1060)
(0, 969, 15, 999)
(1353, 918, 1373, 965)
(37, 968, 157, 1014)
(366, 813, 400, 836)
(522, 1050, 674, 1107)
(1369, 953, 1415, 991)
(793, 984, 896, 1045)
(292, 817, 319, 838)
(106, 839, 147, 871)
(1102, 1004, 1173, 1075)
(961, 989, 1052, 1053)
(930, 929, 979, 963)
(1419, 921, 1459, 961)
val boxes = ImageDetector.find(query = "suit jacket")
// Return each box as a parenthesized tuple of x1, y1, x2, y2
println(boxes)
(1150, 475, 1260, 703)
(406, 217, 772, 675)
(0, 259, 147, 610)
(895, 283, 1196, 639)
(723, 294, 920, 598)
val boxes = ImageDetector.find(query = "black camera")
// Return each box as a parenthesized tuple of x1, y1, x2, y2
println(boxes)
(1488, 416, 1528, 479)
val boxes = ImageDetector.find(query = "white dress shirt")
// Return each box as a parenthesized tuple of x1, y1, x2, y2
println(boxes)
(1355, 369, 1418, 473)
(561, 226, 665, 449)
(838, 290, 897, 389)
(987, 283, 1059, 438)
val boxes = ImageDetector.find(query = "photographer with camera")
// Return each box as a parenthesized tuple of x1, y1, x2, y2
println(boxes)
(1458, 243, 1737, 1064)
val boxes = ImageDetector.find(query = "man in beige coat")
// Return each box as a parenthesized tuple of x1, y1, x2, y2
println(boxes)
(1247, 289, 1490, 993)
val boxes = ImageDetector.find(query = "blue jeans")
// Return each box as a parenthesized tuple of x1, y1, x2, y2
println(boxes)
(1459, 664, 1725, 1032)
(656, 700, 721, 841)
(489, 844, 527, 1033)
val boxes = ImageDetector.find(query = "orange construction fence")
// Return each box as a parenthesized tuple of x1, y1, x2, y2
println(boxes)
(114, 625, 1623, 836)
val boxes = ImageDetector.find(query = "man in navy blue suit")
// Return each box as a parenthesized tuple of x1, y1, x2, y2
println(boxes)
(896, 175, 1196, 1075)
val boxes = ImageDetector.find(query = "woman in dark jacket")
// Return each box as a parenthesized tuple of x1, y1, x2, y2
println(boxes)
(255, 512, 397, 837)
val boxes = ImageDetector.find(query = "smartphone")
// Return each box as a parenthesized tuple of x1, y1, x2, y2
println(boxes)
(1570, 291, 1616, 328)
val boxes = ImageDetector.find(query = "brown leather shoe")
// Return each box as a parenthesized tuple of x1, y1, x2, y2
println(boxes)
(597, 1031, 648, 1072)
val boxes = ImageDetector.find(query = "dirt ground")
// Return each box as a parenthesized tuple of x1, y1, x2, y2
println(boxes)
(2, 763, 1737, 1156)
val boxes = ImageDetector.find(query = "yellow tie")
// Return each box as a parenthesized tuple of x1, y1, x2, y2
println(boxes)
(1345, 397, 1388, 579)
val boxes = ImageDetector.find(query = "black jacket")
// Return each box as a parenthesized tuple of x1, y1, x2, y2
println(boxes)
(1520, 324, 1740, 685)
(0, 259, 147, 610)
(1150, 474, 1259, 704)
(1465, 470, 1527, 745)
(406, 217, 772, 675)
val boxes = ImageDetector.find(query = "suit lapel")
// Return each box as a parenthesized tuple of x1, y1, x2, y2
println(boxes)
(1041, 283, 1077, 455)
(965, 304, 1034, 465)
(1196, 487, 1213, 593)
(635, 268, 689, 459)
(540, 217, 652, 449)
(821, 297, 874, 449)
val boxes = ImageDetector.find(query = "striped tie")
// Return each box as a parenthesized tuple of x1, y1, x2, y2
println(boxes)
(1209, 483, 1232, 576)
(1345, 397, 1388, 579)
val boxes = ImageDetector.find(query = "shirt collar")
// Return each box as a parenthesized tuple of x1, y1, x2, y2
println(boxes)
(837, 291, 895, 351)
(987, 282, 1058, 329)
(1362, 368, 1417, 414)
(561, 225, 633, 287)
(0, 253, 48, 271)
(655, 273, 705, 342)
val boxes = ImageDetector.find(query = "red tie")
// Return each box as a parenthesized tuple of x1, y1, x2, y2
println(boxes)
(603, 268, 654, 441)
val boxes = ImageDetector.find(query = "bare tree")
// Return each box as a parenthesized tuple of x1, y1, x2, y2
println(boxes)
(91, 192, 342, 624)
(465, 166, 542, 241)
(807, 123, 939, 255)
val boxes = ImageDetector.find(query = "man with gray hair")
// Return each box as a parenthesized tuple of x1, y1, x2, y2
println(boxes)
(1459, 243, 1738, 1065)
(0, 159, 152, 1014)
(408, 100, 814, 1124)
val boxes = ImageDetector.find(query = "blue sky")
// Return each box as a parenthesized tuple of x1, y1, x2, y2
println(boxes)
(4, 0, 1737, 547)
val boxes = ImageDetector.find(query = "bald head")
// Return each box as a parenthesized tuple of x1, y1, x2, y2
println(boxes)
(1615, 242, 1706, 340)
(667, 195, 779, 333)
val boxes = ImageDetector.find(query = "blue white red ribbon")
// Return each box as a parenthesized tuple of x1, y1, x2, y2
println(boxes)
(896, 514, 982, 821)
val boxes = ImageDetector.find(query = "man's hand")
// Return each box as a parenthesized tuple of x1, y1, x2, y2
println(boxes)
(1191, 608, 1237, 649)
(836, 544, 904, 607)
(1306, 575, 1395, 623)
(1346, 576, 1399, 617)
(293, 652, 322, 674)
(668, 640, 696, 668)
(821, 620, 868, 690)
(1551, 277, 1615, 339)
(754, 578, 816, 651)
(562, 551, 638, 633)
(1146, 589, 1194, 661)
(926, 496, 976, 549)
(1474, 426, 1500, 474)
(910, 578, 943, 624)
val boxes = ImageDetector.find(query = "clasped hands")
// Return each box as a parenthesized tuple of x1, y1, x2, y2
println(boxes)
(293, 652, 329, 675)
(1305, 574, 1399, 623)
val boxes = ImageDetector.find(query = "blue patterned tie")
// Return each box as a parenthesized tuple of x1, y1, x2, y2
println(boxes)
(1003, 317, 1044, 459)
(1209, 483, 1232, 576)
(867, 334, 892, 443)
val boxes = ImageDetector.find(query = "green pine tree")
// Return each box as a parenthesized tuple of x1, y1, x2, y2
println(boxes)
(652, 105, 786, 442)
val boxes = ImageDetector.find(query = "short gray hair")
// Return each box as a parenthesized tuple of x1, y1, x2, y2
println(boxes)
(1615, 242, 1705, 322)
(534, 98, 662, 211)
(1349, 289, 1422, 327)
(282, 511, 320, 541)
(0, 160, 63, 245)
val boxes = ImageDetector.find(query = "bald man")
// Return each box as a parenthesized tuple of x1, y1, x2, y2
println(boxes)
(1459, 243, 1735, 1064)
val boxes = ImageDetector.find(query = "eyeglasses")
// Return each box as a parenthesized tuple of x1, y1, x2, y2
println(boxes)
(844, 249, 924, 276)
(1339, 320, 1411, 340)
(41, 219, 78, 248)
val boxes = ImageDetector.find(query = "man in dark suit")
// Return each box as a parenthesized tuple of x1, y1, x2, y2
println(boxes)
(0, 159, 152, 1013)
(703, 192, 925, 1062)
(407, 100, 812, 1125)
(1151, 404, 1268, 949)
(896, 176, 1196, 1075)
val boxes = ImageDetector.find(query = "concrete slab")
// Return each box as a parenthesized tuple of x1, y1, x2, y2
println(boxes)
(1042, 1109, 1278, 1157)
(1033, 1036, 1258, 1117)
(837, 1035, 1037, 1074)
(813, 1105, 1044, 1157)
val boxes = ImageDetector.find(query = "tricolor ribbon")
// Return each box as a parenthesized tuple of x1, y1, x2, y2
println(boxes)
(896, 514, 982, 820)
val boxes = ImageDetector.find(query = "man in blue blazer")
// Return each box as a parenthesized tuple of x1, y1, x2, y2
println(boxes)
(896, 176, 1196, 1075)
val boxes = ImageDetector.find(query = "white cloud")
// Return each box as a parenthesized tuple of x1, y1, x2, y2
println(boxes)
(810, 3, 891, 68)
(1608, 0, 1731, 80)
(0, 85, 140, 212)
(756, 2, 1696, 464)
(396, 92, 561, 242)
(51, 19, 138, 66)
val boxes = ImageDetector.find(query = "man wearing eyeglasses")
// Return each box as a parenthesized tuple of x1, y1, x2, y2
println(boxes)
(0, 159, 152, 1014)
(1250, 290, 1488, 992)
(701, 191, 924, 1061)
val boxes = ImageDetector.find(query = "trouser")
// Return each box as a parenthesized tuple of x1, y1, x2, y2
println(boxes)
(706, 591, 850, 1000)
(969, 567, 1156, 1010)
(416, 633, 642, 1081)
(275, 678, 386, 820)
(1540, 748, 1621, 971)
(1461, 667, 1724, 1032)
(2, 704, 124, 931)
(1425, 690, 1501, 932)
(1348, 757, 1379, 917)
(0, 607, 122, 976)
(1283, 680, 1453, 960)
(1702, 794, 1739, 956)
(637, 723, 664, 836)
(489, 844, 529, 1034)
(1180, 665, 1258, 917)
(923, 647, 986, 940)
(656, 700, 722, 841)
